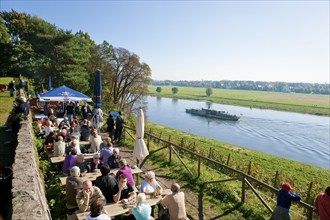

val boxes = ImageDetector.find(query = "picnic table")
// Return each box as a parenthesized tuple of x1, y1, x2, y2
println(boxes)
(59, 167, 143, 187)
(75, 189, 171, 220)
(50, 153, 94, 164)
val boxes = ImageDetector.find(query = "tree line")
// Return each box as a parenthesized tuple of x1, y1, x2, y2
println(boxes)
(151, 80, 330, 95)
(0, 10, 151, 109)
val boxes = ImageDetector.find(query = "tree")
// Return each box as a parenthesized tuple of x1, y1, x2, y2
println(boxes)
(156, 87, 162, 93)
(98, 43, 151, 108)
(172, 87, 178, 94)
(206, 87, 212, 97)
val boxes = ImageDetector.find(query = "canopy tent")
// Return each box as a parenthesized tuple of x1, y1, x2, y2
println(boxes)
(38, 85, 92, 102)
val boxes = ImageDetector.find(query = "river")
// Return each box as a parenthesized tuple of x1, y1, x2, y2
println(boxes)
(143, 96, 330, 169)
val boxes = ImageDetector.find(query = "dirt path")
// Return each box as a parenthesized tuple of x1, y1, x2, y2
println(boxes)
(117, 145, 218, 220)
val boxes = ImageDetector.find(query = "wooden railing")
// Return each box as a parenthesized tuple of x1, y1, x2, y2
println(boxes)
(123, 125, 316, 219)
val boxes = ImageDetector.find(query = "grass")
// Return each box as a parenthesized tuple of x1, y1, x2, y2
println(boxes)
(148, 86, 330, 116)
(0, 77, 15, 125)
(122, 125, 324, 219)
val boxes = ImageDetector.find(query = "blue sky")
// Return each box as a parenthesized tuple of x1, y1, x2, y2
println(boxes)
(1, 1, 329, 83)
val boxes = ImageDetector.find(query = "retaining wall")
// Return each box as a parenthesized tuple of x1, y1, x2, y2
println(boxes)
(11, 117, 51, 219)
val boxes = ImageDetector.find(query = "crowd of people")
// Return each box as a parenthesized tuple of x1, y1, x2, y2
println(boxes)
(33, 102, 188, 219)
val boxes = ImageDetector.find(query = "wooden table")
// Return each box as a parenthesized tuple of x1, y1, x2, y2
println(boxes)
(75, 189, 171, 220)
(50, 153, 94, 164)
(59, 167, 143, 187)
(79, 141, 90, 146)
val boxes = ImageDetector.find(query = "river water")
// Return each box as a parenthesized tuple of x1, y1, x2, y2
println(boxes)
(143, 96, 329, 169)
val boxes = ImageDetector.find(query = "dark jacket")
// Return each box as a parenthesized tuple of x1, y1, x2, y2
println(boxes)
(94, 174, 117, 203)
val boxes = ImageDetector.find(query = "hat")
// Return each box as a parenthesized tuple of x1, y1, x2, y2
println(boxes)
(281, 182, 293, 191)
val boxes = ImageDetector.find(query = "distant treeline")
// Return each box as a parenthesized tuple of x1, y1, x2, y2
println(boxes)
(151, 80, 330, 95)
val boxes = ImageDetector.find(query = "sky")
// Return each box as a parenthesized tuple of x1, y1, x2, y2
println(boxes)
(1, 1, 329, 83)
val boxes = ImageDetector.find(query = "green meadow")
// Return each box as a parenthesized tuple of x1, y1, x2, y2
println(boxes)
(148, 86, 330, 116)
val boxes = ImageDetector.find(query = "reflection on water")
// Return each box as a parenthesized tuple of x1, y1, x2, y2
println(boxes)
(144, 96, 330, 169)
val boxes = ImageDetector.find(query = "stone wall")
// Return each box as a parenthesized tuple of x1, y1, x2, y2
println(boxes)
(11, 117, 51, 219)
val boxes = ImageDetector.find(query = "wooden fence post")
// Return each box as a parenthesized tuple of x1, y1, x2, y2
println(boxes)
(123, 127, 125, 142)
(306, 181, 313, 204)
(158, 132, 162, 143)
(226, 153, 231, 165)
(198, 156, 201, 178)
(169, 144, 172, 163)
(209, 148, 212, 158)
(247, 161, 252, 175)
(192, 142, 196, 152)
(241, 176, 246, 202)
(273, 171, 279, 187)
(147, 129, 151, 150)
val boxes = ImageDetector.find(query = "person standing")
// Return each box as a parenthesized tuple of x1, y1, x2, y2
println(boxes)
(65, 102, 75, 123)
(43, 102, 50, 117)
(9, 80, 15, 97)
(270, 182, 302, 220)
(114, 111, 125, 142)
(106, 114, 115, 140)
(81, 102, 91, 120)
(315, 186, 330, 220)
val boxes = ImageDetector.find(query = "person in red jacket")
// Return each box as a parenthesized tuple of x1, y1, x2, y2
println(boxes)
(315, 186, 330, 220)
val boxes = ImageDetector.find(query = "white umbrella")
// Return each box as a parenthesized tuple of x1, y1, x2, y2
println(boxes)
(133, 108, 149, 163)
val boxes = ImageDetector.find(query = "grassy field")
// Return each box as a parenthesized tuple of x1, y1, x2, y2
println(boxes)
(0, 77, 15, 125)
(148, 86, 330, 116)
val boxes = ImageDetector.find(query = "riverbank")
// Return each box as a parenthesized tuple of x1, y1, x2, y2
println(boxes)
(148, 85, 330, 116)
(139, 122, 329, 206)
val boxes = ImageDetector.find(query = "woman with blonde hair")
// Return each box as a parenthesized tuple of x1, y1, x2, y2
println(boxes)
(130, 193, 152, 220)
(140, 171, 163, 196)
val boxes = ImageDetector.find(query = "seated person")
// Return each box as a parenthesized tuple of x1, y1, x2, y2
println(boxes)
(86, 198, 111, 220)
(94, 165, 117, 203)
(107, 148, 121, 169)
(76, 180, 106, 212)
(80, 119, 91, 141)
(140, 171, 163, 196)
(74, 153, 90, 174)
(113, 174, 135, 203)
(100, 138, 113, 164)
(66, 138, 81, 155)
(58, 128, 71, 143)
(90, 153, 104, 172)
(70, 126, 81, 140)
(66, 166, 83, 209)
(62, 148, 77, 174)
(159, 183, 187, 220)
(129, 193, 152, 220)
(59, 116, 70, 130)
(44, 131, 56, 146)
(89, 129, 102, 153)
(53, 136, 66, 157)
(116, 159, 135, 187)
(100, 137, 113, 151)
(43, 118, 55, 136)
